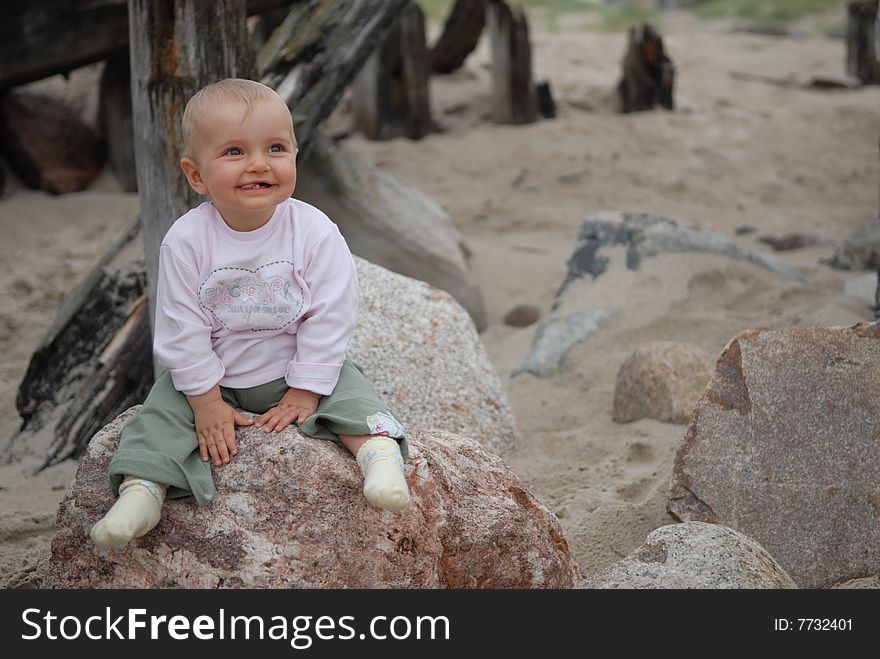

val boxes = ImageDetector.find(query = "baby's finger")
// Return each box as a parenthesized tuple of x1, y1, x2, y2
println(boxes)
(272, 410, 300, 432)
(223, 425, 237, 458)
(214, 430, 231, 464)
(254, 410, 273, 428)
(205, 434, 222, 467)
(197, 434, 209, 462)
(234, 412, 254, 426)
(262, 410, 285, 433)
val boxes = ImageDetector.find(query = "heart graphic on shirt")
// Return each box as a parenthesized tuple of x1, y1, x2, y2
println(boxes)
(198, 261, 305, 332)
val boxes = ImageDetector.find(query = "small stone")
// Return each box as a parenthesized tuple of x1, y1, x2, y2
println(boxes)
(503, 304, 540, 327)
(613, 342, 714, 425)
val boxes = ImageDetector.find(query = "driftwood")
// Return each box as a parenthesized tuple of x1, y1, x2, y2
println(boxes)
(0, 89, 105, 194)
(3, 218, 151, 468)
(248, 5, 294, 54)
(487, 0, 537, 125)
(536, 81, 556, 119)
(296, 133, 487, 329)
(258, 0, 411, 157)
(846, 0, 880, 84)
(617, 23, 675, 113)
(352, 2, 436, 140)
(0, 0, 298, 91)
(729, 70, 861, 90)
(430, 0, 487, 74)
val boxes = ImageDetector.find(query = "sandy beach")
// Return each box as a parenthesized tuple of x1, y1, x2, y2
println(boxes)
(1, 9, 878, 588)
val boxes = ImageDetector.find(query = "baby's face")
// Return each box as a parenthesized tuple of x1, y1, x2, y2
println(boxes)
(182, 98, 298, 230)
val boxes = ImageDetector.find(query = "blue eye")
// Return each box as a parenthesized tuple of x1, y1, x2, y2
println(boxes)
(225, 147, 242, 156)
(268, 144, 283, 153)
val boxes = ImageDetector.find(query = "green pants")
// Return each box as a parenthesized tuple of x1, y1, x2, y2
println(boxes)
(109, 360, 407, 506)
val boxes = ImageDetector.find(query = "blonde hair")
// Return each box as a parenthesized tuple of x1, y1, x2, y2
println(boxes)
(181, 78, 293, 156)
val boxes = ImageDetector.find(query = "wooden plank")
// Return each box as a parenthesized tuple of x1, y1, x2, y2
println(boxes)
(487, 0, 536, 125)
(846, 0, 880, 84)
(352, 2, 435, 140)
(430, 0, 486, 74)
(0, 0, 299, 90)
(3, 217, 147, 466)
(258, 0, 411, 157)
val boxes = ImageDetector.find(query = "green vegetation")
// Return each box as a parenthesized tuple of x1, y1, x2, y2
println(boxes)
(417, 0, 848, 33)
(417, 1, 658, 31)
(419, 0, 601, 21)
(680, 0, 845, 25)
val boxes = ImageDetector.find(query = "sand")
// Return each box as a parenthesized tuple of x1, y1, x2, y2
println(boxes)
(1, 10, 878, 587)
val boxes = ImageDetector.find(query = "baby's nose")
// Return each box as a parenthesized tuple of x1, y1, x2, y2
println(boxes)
(247, 153, 269, 171)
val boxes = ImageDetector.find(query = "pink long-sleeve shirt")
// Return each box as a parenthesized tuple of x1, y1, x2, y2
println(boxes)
(154, 198, 358, 397)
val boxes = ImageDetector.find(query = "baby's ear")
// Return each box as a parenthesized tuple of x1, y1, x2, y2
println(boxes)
(180, 157, 207, 194)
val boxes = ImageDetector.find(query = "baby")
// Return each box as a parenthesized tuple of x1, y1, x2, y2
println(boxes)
(91, 78, 410, 548)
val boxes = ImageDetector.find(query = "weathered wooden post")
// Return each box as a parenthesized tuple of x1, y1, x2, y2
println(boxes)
(430, 0, 486, 74)
(846, 0, 880, 84)
(487, 0, 537, 125)
(351, 2, 435, 140)
(128, 0, 254, 331)
(617, 23, 675, 113)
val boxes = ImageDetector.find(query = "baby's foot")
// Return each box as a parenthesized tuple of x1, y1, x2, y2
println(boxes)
(356, 437, 411, 512)
(90, 477, 166, 547)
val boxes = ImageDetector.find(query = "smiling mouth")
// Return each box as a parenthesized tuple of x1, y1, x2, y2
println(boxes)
(239, 182, 275, 191)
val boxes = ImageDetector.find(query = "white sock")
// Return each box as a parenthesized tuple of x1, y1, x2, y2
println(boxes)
(90, 476, 166, 548)
(356, 437, 410, 512)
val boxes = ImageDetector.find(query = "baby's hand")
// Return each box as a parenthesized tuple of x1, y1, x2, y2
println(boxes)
(256, 387, 320, 433)
(187, 389, 254, 467)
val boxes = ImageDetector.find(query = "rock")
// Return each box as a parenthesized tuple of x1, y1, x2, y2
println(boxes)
(296, 134, 487, 329)
(503, 304, 540, 327)
(613, 342, 714, 424)
(0, 89, 104, 194)
(512, 308, 615, 378)
(824, 218, 880, 270)
(668, 323, 880, 588)
(843, 272, 876, 308)
(832, 575, 880, 589)
(352, 258, 520, 457)
(555, 212, 806, 304)
(580, 522, 796, 589)
(45, 409, 581, 588)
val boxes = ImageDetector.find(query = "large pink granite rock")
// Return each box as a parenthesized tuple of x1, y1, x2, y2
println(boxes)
(668, 323, 880, 588)
(45, 409, 580, 588)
